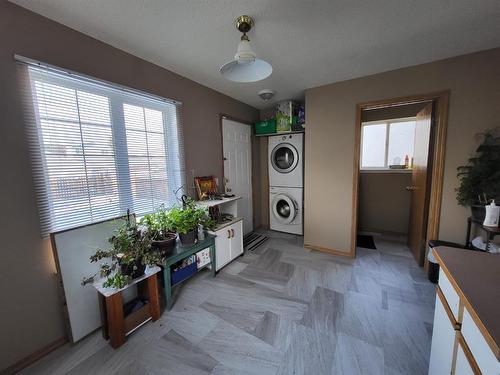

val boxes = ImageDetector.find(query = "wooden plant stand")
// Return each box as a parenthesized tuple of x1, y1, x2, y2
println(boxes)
(94, 266, 161, 348)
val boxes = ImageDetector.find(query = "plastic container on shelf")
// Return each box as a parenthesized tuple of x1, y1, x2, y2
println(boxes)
(254, 118, 276, 135)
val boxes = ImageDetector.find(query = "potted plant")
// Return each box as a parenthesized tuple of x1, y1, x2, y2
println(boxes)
(167, 198, 215, 245)
(82, 219, 163, 289)
(140, 207, 177, 255)
(456, 128, 500, 220)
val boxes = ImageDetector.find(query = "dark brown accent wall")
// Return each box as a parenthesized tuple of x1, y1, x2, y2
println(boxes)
(0, 1, 258, 370)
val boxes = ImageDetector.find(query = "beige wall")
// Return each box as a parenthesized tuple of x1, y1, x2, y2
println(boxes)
(305, 47, 500, 253)
(0, 2, 258, 371)
(358, 172, 412, 235)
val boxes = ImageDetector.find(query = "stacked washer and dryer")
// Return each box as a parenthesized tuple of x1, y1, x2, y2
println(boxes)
(268, 133, 304, 235)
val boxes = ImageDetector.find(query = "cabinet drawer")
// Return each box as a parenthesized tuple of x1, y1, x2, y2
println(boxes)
(461, 308, 500, 374)
(438, 267, 461, 323)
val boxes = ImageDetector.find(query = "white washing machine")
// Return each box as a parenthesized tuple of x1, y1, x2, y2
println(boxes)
(268, 133, 303, 188)
(269, 186, 303, 235)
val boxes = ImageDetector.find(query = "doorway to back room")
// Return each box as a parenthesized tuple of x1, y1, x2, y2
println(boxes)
(353, 94, 449, 267)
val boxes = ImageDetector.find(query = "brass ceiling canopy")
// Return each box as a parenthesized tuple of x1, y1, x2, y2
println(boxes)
(220, 14, 272, 83)
(235, 15, 254, 34)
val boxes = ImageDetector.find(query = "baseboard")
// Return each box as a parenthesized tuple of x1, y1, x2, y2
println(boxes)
(2, 337, 67, 375)
(304, 243, 354, 258)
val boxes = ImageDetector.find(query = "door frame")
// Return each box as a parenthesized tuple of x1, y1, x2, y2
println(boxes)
(219, 114, 256, 231)
(351, 91, 450, 260)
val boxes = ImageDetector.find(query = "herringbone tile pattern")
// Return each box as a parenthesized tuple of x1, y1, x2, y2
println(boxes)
(21, 231, 435, 375)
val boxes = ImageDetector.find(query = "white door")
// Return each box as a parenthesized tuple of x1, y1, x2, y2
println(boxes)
(222, 118, 253, 234)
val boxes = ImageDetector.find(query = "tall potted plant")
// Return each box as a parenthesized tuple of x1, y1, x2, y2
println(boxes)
(82, 219, 164, 289)
(456, 128, 500, 220)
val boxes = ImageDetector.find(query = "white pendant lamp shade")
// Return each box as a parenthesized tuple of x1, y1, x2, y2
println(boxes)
(220, 16, 272, 83)
(220, 57, 272, 83)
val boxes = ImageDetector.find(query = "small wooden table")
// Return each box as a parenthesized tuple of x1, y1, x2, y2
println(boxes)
(94, 266, 161, 348)
(162, 235, 216, 310)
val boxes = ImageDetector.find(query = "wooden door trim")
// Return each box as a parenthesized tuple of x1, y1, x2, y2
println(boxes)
(219, 114, 256, 231)
(351, 91, 450, 258)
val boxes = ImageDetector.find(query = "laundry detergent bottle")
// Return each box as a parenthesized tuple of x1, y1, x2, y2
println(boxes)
(484, 200, 500, 227)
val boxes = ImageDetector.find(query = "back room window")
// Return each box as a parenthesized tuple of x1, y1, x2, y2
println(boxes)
(360, 118, 416, 169)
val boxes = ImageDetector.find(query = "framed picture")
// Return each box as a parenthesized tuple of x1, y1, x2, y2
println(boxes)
(194, 176, 218, 200)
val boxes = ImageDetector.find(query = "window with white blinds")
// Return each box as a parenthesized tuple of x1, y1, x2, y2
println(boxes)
(26, 65, 185, 236)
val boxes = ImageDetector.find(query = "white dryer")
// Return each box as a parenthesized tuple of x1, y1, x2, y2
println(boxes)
(269, 186, 303, 235)
(268, 133, 303, 188)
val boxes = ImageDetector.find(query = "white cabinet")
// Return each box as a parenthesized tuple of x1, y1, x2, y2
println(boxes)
(213, 219, 243, 271)
(429, 290, 457, 375)
(196, 196, 245, 271)
(454, 333, 479, 375)
(230, 220, 243, 259)
(214, 226, 231, 270)
(438, 268, 461, 322)
(429, 270, 500, 375)
(461, 308, 500, 374)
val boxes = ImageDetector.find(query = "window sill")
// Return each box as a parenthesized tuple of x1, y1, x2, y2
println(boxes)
(360, 169, 412, 174)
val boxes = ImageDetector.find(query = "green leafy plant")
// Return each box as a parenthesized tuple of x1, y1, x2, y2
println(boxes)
(456, 128, 500, 206)
(167, 198, 215, 234)
(140, 206, 175, 240)
(103, 273, 131, 289)
(82, 218, 164, 289)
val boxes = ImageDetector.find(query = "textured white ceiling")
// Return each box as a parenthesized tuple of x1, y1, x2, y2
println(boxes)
(10, 0, 500, 109)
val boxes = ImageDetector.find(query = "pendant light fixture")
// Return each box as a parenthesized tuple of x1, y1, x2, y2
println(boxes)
(219, 15, 272, 83)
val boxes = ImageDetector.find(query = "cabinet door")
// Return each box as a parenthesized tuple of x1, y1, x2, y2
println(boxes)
(230, 221, 243, 259)
(461, 308, 499, 374)
(455, 347, 474, 375)
(215, 227, 231, 271)
(428, 290, 457, 375)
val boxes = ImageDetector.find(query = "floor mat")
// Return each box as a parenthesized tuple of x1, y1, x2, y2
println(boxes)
(357, 234, 377, 249)
(243, 232, 270, 252)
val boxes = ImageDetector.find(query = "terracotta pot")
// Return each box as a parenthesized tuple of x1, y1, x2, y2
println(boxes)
(179, 229, 197, 245)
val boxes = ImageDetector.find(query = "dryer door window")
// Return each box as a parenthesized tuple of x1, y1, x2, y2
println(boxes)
(272, 194, 297, 224)
(271, 143, 299, 173)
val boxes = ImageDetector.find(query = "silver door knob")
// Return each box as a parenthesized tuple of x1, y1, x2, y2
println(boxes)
(405, 185, 417, 191)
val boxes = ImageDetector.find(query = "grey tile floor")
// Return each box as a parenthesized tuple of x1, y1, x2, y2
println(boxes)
(21, 230, 436, 375)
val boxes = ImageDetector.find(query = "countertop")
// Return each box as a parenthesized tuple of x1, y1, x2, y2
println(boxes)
(195, 196, 241, 208)
(434, 246, 500, 359)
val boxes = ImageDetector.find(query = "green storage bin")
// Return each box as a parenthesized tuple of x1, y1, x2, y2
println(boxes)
(254, 119, 276, 135)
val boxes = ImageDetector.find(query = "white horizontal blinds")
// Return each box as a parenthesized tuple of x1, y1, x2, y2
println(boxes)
(123, 103, 169, 213)
(31, 75, 121, 233)
(27, 65, 184, 236)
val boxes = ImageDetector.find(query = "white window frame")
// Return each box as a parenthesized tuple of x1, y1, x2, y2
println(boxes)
(360, 116, 416, 171)
(24, 60, 185, 236)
